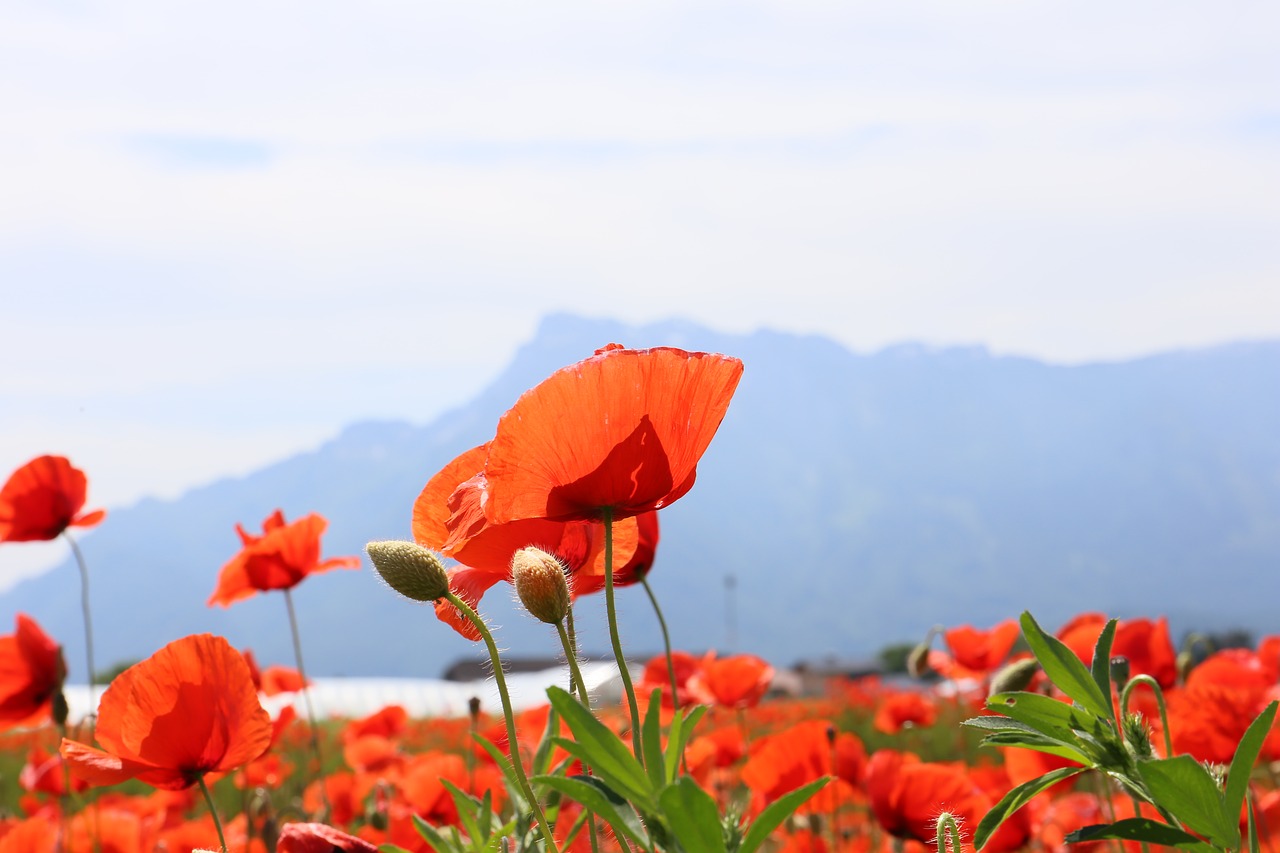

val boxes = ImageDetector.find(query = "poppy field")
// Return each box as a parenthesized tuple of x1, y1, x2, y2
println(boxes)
(2, 344, 1278, 853)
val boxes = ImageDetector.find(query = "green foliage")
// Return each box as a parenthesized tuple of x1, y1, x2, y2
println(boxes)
(966, 610, 1279, 853)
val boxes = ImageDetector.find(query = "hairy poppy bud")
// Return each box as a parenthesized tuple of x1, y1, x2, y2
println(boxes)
(988, 657, 1040, 696)
(512, 547, 570, 625)
(366, 541, 449, 602)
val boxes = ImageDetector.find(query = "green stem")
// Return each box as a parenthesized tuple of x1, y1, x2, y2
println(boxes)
(601, 507, 643, 763)
(640, 576, 680, 712)
(282, 588, 331, 820)
(556, 621, 591, 708)
(446, 591, 560, 853)
(1121, 675, 1174, 758)
(197, 775, 229, 853)
(62, 533, 96, 704)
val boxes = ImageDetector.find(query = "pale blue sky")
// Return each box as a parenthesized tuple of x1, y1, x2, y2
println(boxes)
(3, 2, 1278, 582)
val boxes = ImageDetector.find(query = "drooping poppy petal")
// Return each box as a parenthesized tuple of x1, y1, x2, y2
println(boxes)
(0, 456, 106, 542)
(208, 511, 360, 607)
(278, 823, 378, 853)
(0, 615, 66, 730)
(483, 345, 744, 523)
(61, 634, 272, 790)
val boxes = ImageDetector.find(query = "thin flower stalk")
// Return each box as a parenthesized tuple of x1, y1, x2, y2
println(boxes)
(640, 575, 680, 712)
(602, 507, 643, 762)
(282, 588, 331, 819)
(63, 532, 96, 704)
(446, 590, 560, 853)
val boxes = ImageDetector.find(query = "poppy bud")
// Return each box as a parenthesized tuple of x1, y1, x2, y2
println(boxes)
(366, 541, 449, 602)
(1110, 655, 1130, 686)
(468, 696, 482, 719)
(512, 547, 571, 625)
(988, 657, 1040, 696)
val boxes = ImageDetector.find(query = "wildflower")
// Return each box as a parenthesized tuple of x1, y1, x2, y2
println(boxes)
(60, 634, 271, 790)
(208, 510, 359, 607)
(482, 344, 744, 523)
(0, 614, 66, 731)
(0, 455, 105, 542)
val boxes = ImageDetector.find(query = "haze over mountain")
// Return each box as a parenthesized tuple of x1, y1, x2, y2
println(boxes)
(4, 315, 1278, 679)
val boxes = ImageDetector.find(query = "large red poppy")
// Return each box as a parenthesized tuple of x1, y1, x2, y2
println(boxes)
(0, 456, 106, 542)
(944, 620, 1020, 673)
(481, 344, 744, 523)
(60, 633, 272, 790)
(208, 510, 360, 607)
(0, 614, 66, 731)
(412, 444, 645, 638)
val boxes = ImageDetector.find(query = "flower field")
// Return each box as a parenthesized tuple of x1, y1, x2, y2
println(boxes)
(2, 344, 1277, 853)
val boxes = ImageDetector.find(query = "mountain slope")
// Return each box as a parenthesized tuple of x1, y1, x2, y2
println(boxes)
(5, 315, 1278, 678)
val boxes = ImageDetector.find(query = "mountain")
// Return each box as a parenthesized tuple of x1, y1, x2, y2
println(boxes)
(4, 315, 1279, 678)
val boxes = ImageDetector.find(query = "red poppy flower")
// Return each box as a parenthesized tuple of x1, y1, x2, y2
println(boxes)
(278, 823, 378, 853)
(0, 614, 66, 731)
(689, 653, 775, 710)
(872, 691, 938, 735)
(944, 620, 1020, 673)
(481, 344, 744, 523)
(0, 455, 105, 542)
(60, 633, 272, 790)
(208, 510, 360, 607)
(1057, 614, 1177, 688)
(866, 750, 1003, 848)
(413, 444, 643, 639)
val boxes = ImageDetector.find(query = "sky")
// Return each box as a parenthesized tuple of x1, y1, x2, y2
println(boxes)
(3, 2, 1278, 584)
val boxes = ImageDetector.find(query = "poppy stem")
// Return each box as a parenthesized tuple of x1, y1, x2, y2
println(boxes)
(62, 532, 96, 704)
(197, 775, 229, 853)
(602, 507, 643, 763)
(555, 620, 591, 707)
(281, 588, 332, 820)
(446, 591, 560, 853)
(1120, 675, 1173, 758)
(639, 576, 680, 712)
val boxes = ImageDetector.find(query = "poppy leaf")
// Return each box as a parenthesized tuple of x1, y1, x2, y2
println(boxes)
(532, 705, 560, 777)
(975, 731, 1091, 764)
(533, 774, 649, 845)
(739, 777, 830, 853)
(658, 777, 728, 853)
(1019, 612, 1113, 720)
(1089, 618, 1118, 722)
(1137, 756, 1237, 848)
(1064, 818, 1216, 851)
(666, 705, 708, 784)
(411, 816, 457, 853)
(1248, 796, 1261, 853)
(470, 733, 526, 810)
(1226, 700, 1278, 827)
(379, 846, 416, 853)
(642, 688, 667, 790)
(986, 692, 1103, 748)
(974, 766, 1086, 850)
(440, 780, 487, 850)
(547, 686, 655, 805)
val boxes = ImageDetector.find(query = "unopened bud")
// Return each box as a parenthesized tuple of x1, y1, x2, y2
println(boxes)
(906, 642, 934, 679)
(366, 540, 450, 602)
(468, 696, 482, 720)
(1110, 655, 1130, 686)
(512, 547, 571, 625)
(989, 657, 1040, 696)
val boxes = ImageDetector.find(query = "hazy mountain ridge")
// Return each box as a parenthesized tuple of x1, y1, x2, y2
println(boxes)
(5, 315, 1278, 678)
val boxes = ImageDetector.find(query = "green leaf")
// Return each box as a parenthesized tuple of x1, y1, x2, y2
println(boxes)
(440, 780, 489, 853)
(1064, 818, 1216, 851)
(533, 705, 561, 776)
(412, 816, 460, 853)
(974, 767, 1085, 850)
(1090, 619, 1118, 722)
(1226, 700, 1278, 826)
(986, 691, 1104, 745)
(378, 846, 414, 853)
(658, 777, 727, 853)
(1248, 795, 1261, 853)
(547, 686, 654, 806)
(666, 705, 708, 784)
(534, 774, 649, 845)
(975, 730, 1091, 763)
(642, 687, 668, 791)
(1019, 611, 1112, 719)
(1138, 756, 1237, 848)
(739, 777, 829, 853)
